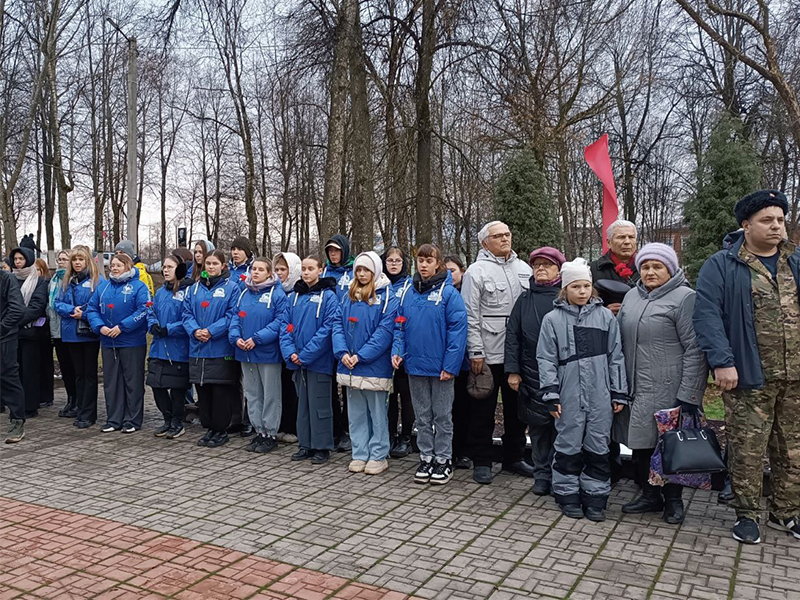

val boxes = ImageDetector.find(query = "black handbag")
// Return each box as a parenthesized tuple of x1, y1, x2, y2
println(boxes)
(661, 418, 726, 475)
(72, 287, 98, 338)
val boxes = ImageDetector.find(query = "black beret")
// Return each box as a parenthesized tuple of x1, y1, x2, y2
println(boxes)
(734, 189, 788, 225)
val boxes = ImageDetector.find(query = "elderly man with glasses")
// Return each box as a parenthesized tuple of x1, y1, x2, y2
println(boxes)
(461, 221, 534, 484)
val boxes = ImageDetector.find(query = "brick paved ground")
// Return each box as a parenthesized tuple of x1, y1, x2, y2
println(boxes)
(2, 387, 799, 600)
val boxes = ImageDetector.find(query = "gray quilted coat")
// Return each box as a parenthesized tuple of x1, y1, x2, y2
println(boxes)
(613, 270, 708, 449)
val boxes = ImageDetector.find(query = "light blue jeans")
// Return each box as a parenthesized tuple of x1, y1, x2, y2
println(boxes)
(347, 388, 390, 461)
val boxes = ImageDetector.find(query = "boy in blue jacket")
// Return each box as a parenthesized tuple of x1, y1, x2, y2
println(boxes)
(86, 253, 150, 433)
(280, 256, 341, 464)
(230, 257, 288, 453)
(333, 251, 398, 475)
(392, 244, 467, 485)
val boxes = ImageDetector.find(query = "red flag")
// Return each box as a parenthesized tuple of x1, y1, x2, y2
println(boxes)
(584, 134, 619, 253)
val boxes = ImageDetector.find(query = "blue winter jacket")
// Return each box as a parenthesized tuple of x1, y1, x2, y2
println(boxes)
(392, 270, 468, 377)
(182, 274, 239, 359)
(228, 278, 289, 364)
(147, 279, 193, 363)
(55, 271, 99, 343)
(323, 263, 353, 300)
(280, 278, 340, 375)
(229, 257, 253, 289)
(86, 270, 150, 348)
(693, 230, 800, 389)
(332, 276, 398, 384)
(389, 275, 412, 300)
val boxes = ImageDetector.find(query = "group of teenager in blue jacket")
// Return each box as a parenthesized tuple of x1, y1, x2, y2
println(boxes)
(53, 234, 469, 485)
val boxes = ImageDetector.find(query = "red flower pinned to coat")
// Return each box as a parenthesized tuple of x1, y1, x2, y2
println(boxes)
(240, 274, 246, 281)
(201, 301, 210, 308)
(395, 316, 407, 324)
(348, 317, 359, 323)
(614, 263, 634, 279)
(145, 301, 153, 308)
(238, 311, 247, 318)
(106, 303, 115, 310)
(286, 324, 295, 333)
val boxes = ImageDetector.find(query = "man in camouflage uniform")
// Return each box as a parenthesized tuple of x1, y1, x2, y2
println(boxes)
(694, 189, 800, 545)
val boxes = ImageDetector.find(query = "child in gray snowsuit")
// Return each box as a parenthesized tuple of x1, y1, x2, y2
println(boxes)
(536, 257, 628, 522)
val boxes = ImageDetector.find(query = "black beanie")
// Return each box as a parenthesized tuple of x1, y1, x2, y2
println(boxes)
(734, 189, 789, 225)
(231, 236, 253, 258)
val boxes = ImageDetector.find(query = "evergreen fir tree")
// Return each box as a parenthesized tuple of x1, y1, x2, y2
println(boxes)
(683, 114, 761, 280)
(495, 150, 563, 258)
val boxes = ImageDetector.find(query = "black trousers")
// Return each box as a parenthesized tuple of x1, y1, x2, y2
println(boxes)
(632, 447, 682, 497)
(197, 383, 235, 432)
(54, 338, 77, 399)
(452, 370, 472, 458)
(279, 363, 298, 434)
(19, 338, 53, 415)
(69, 341, 99, 424)
(1, 338, 25, 422)
(153, 387, 188, 427)
(332, 381, 349, 438)
(388, 365, 414, 437)
(466, 363, 527, 468)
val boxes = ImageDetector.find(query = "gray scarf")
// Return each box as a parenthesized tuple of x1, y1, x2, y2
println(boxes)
(13, 265, 38, 306)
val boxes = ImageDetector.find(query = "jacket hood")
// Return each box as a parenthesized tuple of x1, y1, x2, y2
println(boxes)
(325, 234, 352, 266)
(413, 269, 451, 294)
(294, 276, 336, 295)
(723, 229, 745, 251)
(635, 269, 689, 300)
(9, 247, 34, 268)
(275, 252, 302, 292)
(381, 248, 408, 284)
(375, 272, 391, 290)
(476, 247, 519, 265)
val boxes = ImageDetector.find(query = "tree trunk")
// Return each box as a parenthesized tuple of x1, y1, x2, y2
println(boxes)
(414, 0, 436, 245)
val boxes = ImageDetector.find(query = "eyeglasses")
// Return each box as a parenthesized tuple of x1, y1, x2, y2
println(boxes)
(532, 263, 555, 270)
(488, 232, 512, 240)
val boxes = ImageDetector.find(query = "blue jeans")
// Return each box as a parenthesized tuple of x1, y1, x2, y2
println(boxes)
(408, 375, 454, 461)
(347, 389, 390, 461)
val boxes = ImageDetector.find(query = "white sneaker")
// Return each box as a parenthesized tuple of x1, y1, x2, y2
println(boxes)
(276, 432, 286, 442)
(365, 459, 389, 475)
(122, 426, 136, 434)
(101, 425, 116, 433)
(349, 460, 367, 473)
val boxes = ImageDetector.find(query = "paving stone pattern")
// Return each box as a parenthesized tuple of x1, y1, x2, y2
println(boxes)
(1, 388, 798, 599)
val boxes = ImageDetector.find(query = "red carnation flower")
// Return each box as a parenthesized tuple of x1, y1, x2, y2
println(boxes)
(106, 303, 115, 310)
(287, 324, 295, 333)
(240, 274, 246, 281)
(348, 317, 358, 323)
(201, 301, 210, 308)
(145, 301, 153, 308)
(395, 316, 407, 324)
(238, 311, 247, 318)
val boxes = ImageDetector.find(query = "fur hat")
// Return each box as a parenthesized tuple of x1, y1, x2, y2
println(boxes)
(734, 189, 788, 226)
(560, 257, 592, 288)
(635, 243, 679, 276)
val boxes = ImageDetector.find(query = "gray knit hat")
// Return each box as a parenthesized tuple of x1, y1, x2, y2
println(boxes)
(635, 243, 679, 276)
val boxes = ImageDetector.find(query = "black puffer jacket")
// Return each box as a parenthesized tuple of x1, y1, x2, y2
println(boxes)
(0, 270, 25, 342)
(10, 247, 49, 341)
(504, 278, 559, 424)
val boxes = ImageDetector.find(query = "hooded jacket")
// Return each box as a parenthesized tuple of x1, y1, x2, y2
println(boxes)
(147, 278, 193, 363)
(86, 269, 150, 348)
(182, 273, 239, 359)
(229, 276, 289, 364)
(323, 235, 355, 299)
(229, 255, 254, 289)
(693, 230, 800, 389)
(275, 252, 302, 293)
(55, 270, 99, 343)
(332, 273, 398, 390)
(461, 248, 532, 364)
(280, 277, 340, 375)
(381, 249, 412, 299)
(504, 277, 560, 406)
(10, 247, 49, 341)
(0, 270, 24, 342)
(392, 270, 468, 377)
(536, 297, 628, 412)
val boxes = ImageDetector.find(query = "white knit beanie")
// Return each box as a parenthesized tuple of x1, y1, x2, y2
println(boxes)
(353, 251, 383, 279)
(560, 257, 592, 288)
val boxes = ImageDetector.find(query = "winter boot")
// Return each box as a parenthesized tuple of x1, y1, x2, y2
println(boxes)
(622, 482, 664, 514)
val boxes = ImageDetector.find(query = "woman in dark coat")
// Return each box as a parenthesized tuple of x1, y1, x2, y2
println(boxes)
(504, 247, 566, 496)
(10, 247, 50, 418)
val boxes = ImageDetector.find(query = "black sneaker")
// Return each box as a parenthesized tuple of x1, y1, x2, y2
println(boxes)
(335, 434, 352, 453)
(207, 431, 229, 448)
(414, 459, 434, 484)
(584, 507, 606, 522)
(154, 423, 171, 437)
(390, 435, 411, 458)
(197, 430, 215, 447)
(245, 434, 263, 452)
(311, 450, 330, 464)
(453, 456, 471, 470)
(255, 435, 278, 454)
(291, 448, 312, 461)
(240, 424, 255, 437)
(732, 517, 761, 544)
(767, 514, 800, 540)
(166, 426, 185, 439)
(430, 460, 453, 485)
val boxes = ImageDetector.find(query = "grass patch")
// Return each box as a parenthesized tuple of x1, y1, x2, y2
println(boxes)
(703, 387, 725, 421)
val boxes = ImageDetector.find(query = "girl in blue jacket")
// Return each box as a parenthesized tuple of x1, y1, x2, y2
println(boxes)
(182, 249, 240, 448)
(54, 247, 101, 428)
(229, 257, 288, 454)
(392, 244, 468, 486)
(147, 254, 193, 439)
(86, 253, 150, 433)
(332, 251, 398, 476)
(279, 256, 340, 465)
(382, 247, 415, 460)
